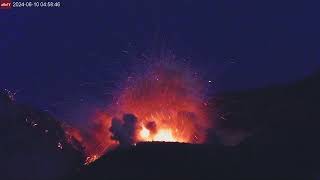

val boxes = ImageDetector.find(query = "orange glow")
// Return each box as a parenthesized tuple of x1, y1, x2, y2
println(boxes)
(111, 62, 211, 144)
(139, 127, 179, 142)
(153, 129, 176, 142)
(140, 126, 150, 139)
(64, 61, 213, 164)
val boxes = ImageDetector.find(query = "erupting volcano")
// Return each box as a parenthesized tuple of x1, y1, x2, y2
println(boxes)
(65, 60, 212, 164)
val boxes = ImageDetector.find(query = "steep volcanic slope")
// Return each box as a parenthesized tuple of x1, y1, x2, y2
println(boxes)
(0, 91, 83, 180)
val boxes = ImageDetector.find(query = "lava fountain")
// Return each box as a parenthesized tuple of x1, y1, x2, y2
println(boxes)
(110, 62, 211, 144)
(65, 60, 213, 164)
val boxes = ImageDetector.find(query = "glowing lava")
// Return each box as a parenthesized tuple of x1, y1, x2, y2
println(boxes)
(110, 62, 211, 144)
(153, 129, 176, 142)
(140, 126, 150, 139)
(139, 127, 178, 142)
(65, 60, 213, 164)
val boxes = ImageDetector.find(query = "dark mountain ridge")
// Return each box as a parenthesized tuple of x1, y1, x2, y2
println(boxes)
(73, 71, 320, 179)
(2, 70, 320, 179)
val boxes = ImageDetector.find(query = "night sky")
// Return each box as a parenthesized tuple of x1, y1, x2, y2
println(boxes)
(1, 0, 319, 123)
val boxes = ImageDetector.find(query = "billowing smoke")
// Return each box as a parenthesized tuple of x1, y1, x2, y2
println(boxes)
(110, 114, 138, 147)
(145, 121, 157, 134)
(65, 58, 213, 164)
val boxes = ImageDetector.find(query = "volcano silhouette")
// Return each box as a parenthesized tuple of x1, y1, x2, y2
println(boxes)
(2, 71, 320, 180)
(72, 70, 320, 180)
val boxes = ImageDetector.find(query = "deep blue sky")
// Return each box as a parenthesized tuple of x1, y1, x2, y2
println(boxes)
(1, 0, 319, 123)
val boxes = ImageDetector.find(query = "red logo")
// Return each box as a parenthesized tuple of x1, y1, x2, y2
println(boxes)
(0, 0, 12, 9)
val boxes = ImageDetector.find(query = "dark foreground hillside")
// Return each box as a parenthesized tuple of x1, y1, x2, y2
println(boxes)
(2, 71, 320, 180)
(75, 141, 298, 180)
(0, 91, 83, 180)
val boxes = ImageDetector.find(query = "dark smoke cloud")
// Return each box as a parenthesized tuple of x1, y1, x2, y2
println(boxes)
(145, 121, 157, 134)
(110, 114, 138, 147)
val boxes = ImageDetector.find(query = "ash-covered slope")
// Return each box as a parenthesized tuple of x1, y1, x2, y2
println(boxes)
(74, 71, 320, 180)
(0, 91, 83, 180)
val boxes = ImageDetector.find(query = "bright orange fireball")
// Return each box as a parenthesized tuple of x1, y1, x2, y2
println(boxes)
(65, 61, 213, 164)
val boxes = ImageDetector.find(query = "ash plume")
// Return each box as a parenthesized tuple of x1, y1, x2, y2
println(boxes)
(65, 59, 213, 163)
(145, 121, 157, 134)
(110, 114, 138, 147)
